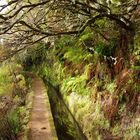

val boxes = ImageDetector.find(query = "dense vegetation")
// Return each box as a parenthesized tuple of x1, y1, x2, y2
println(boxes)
(22, 28, 139, 139)
(0, 0, 140, 140)
(0, 61, 33, 139)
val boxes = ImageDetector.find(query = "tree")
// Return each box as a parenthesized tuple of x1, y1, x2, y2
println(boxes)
(0, 0, 139, 63)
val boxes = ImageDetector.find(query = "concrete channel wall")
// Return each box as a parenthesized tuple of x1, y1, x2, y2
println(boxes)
(42, 81, 58, 140)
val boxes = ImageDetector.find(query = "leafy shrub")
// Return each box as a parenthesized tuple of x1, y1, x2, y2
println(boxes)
(95, 38, 117, 57)
(0, 108, 21, 140)
(66, 92, 109, 139)
(105, 82, 116, 94)
(0, 65, 12, 96)
(8, 109, 21, 135)
(61, 75, 89, 95)
(124, 117, 140, 140)
(64, 47, 92, 63)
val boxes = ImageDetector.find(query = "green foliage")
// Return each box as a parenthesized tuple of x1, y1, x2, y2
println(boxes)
(94, 18, 108, 29)
(95, 38, 117, 57)
(111, 123, 121, 136)
(43, 62, 65, 86)
(79, 28, 93, 41)
(61, 75, 89, 95)
(55, 35, 75, 49)
(20, 42, 49, 71)
(0, 65, 10, 84)
(64, 47, 92, 63)
(67, 92, 109, 139)
(105, 82, 116, 94)
(0, 61, 30, 139)
(22, 21, 139, 140)
(95, 42, 107, 56)
(131, 66, 140, 70)
(124, 117, 140, 140)
(8, 109, 21, 135)
(17, 74, 26, 88)
(0, 64, 12, 95)
(54, 34, 93, 63)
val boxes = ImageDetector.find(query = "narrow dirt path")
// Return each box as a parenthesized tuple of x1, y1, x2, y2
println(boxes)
(28, 78, 56, 140)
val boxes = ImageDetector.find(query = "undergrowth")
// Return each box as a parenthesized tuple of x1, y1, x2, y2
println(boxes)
(0, 62, 31, 139)
(23, 27, 140, 139)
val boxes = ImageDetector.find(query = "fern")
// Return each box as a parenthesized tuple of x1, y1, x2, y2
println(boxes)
(64, 47, 92, 63)
(61, 74, 89, 95)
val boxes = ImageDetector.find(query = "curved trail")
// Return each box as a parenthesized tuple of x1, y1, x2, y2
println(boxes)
(28, 78, 57, 140)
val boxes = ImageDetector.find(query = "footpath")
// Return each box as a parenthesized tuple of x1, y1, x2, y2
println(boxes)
(28, 77, 57, 140)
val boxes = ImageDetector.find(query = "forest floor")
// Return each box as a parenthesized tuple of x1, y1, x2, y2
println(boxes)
(28, 77, 54, 140)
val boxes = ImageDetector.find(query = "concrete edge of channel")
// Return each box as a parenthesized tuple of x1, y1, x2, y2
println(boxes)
(42, 81, 58, 140)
